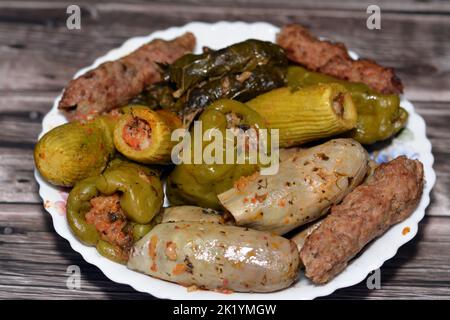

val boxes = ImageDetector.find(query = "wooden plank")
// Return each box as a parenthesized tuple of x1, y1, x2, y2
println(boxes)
(0, 147, 40, 204)
(0, 204, 152, 299)
(0, 2, 449, 100)
(2, 0, 450, 13)
(0, 203, 449, 299)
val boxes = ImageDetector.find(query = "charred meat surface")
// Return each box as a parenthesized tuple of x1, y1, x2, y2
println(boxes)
(300, 156, 424, 284)
(58, 33, 196, 121)
(277, 24, 403, 94)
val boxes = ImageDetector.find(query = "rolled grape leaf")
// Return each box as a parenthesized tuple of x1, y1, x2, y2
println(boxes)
(185, 65, 286, 111)
(167, 39, 288, 96)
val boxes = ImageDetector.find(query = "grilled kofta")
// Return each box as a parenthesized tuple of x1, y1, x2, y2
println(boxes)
(300, 156, 424, 284)
(277, 24, 403, 94)
(58, 32, 196, 121)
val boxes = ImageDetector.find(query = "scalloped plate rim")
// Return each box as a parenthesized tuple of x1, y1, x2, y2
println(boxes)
(35, 21, 436, 300)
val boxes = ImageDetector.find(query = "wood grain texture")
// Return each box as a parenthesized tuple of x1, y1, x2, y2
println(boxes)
(1, 203, 449, 299)
(0, 0, 449, 299)
(0, 205, 153, 299)
(0, 1, 449, 100)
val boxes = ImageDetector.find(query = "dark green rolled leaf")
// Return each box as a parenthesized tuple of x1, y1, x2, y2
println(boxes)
(130, 82, 178, 110)
(185, 65, 286, 111)
(168, 39, 288, 96)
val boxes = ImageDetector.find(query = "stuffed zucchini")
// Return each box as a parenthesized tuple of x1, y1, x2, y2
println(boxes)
(34, 117, 115, 187)
(246, 83, 357, 148)
(113, 105, 181, 164)
(286, 66, 408, 144)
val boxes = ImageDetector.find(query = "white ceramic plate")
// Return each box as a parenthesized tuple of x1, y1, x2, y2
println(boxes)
(35, 21, 436, 300)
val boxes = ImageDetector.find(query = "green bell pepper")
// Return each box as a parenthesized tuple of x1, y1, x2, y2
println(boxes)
(167, 99, 267, 209)
(66, 160, 163, 263)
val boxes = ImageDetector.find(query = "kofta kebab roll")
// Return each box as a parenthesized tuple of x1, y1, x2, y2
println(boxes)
(218, 139, 369, 235)
(277, 24, 403, 94)
(113, 106, 181, 164)
(300, 156, 424, 284)
(58, 33, 196, 121)
(291, 219, 323, 253)
(127, 222, 300, 292)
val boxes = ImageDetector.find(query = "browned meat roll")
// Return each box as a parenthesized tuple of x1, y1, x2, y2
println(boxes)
(58, 32, 196, 121)
(300, 156, 424, 284)
(277, 24, 403, 94)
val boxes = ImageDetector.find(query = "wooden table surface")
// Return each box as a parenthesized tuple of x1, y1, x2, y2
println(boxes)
(1, 0, 449, 300)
